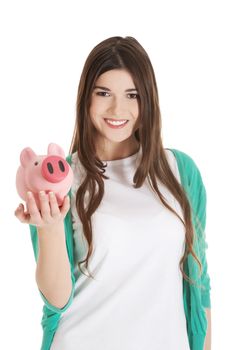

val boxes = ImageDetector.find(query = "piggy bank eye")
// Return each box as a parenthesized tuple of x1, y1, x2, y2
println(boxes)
(34, 161, 39, 166)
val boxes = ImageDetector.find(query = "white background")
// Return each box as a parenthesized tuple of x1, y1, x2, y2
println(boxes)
(0, 0, 233, 349)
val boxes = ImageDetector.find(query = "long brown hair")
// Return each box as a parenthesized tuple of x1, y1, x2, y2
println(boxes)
(69, 36, 202, 286)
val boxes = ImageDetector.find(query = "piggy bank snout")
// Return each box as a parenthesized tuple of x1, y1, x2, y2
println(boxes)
(41, 156, 70, 183)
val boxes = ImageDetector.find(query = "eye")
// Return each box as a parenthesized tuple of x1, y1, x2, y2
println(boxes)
(127, 93, 139, 99)
(34, 161, 39, 166)
(95, 91, 139, 99)
(96, 91, 110, 97)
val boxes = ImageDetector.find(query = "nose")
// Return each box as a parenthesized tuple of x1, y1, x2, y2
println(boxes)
(108, 96, 127, 116)
(41, 156, 69, 183)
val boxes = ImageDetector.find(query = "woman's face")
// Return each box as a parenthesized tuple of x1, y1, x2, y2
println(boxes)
(89, 69, 139, 158)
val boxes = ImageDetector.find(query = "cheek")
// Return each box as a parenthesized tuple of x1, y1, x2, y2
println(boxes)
(89, 107, 97, 122)
(133, 104, 139, 118)
(89, 103, 104, 126)
(89, 102, 99, 121)
(90, 97, 107, 114)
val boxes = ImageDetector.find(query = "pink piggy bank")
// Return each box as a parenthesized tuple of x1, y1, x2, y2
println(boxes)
(16, 143, 74, 208)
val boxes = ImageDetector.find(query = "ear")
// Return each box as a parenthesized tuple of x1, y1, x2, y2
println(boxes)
(20, 147, 37, 168)
(47, 143, 65, 158)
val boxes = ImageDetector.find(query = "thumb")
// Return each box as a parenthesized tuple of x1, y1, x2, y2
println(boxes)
(60, 195, 70, 216)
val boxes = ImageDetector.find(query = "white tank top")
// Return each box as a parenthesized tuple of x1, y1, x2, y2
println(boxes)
(51, 147, 190, 350)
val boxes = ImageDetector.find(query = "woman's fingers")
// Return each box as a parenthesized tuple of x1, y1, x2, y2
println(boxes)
(26, 191, 42, 225)
(14, 203, 25, 220)
(48, 192, 61, 218)
(15, 191, 70, 226)
(15, 203, 31, 224)
(60, 195, 70, 217)
(14, 203, 23, 216)
(38, 191, 52, 222)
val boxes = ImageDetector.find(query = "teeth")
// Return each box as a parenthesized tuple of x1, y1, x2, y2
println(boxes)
(105, 119, 128, 125)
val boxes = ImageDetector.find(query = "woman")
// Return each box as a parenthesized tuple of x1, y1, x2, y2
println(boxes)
(15, 36, 211, 350)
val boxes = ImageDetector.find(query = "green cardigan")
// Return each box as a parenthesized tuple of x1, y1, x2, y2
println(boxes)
(29, 148, 211, 350)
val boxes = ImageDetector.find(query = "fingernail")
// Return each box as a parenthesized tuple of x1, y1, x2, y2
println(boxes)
(27, 191, 32, 197)
(39, 191, 45, 196)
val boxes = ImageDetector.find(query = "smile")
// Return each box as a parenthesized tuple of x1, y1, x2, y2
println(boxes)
(104, 119, 129, 129)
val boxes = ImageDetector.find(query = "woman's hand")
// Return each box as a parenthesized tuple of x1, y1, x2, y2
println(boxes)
(14, 191, 70, 229)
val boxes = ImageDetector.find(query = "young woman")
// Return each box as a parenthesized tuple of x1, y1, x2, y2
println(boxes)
(15, 36, 211, 350)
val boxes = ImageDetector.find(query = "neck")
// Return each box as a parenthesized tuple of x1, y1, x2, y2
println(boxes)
(96, 138, 140, 161)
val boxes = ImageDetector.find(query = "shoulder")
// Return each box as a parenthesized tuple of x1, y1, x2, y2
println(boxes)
(66, 152, 79, 171)
(165, 148, 205, 189)
(66, 152, 86, 185)
(66, 153, 74, 165)
(166, 148, 197, 169)
(164, 148, 181, 183)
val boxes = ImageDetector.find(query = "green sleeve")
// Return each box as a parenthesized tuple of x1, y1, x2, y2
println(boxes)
(169, 148, 211, 309)
(190, 161, 211, 308)
(29, 222, 76, 314)
(193, 165, 211, 308)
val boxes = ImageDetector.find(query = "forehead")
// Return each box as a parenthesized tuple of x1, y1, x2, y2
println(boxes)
(95, 69, 136, 88)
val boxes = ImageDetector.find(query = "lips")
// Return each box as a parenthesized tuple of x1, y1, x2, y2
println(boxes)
(104, 118, 129, 122)
(104, 118, 129, 129)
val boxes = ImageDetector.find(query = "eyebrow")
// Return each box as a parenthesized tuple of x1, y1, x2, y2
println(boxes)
(93, 85, 138, 92)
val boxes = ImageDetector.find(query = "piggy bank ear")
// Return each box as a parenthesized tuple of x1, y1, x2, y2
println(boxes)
(47, 143, 65, 158)
(20, 147, 37, 168)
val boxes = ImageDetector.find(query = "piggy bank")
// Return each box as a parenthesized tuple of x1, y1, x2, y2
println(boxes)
(16, 143, 74, 208)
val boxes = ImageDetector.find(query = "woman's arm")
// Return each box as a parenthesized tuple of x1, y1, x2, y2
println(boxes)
(36, 222, 73, 309)
(204, 308, 212, 350)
